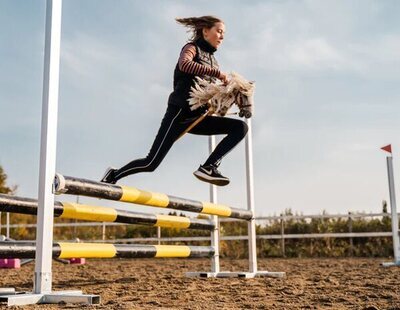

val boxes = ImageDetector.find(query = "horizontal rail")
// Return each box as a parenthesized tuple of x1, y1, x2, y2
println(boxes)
(220, 212, 396, 222)
(64, 232, 397, 243)
(0, 242, 214, 259)
(57, 232, 393, 244)
(3, 231, 394, 245)
(0, 224, 395, 240)
(256, 232, 393, 239)
(54, 174, 253, 220)
(1, 222, 128, 229)
(0, 194, 214, 230)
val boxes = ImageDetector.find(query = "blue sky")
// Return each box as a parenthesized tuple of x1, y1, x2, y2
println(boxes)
(1, 0, 399, 216)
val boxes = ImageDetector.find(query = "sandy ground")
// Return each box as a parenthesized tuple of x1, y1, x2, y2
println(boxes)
(0, 257, 399, 309)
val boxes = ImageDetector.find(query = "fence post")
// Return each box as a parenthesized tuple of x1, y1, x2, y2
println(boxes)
(157, 226, 161, 245)
(6, 212, 10, 239)
(34, 0, 63, 294)
(348, 212, 353, 256)
(387, 156, 400, 263)
(209, 136, 220, 274)
(280, 214, 285, 257)
(73, 196, 79, 239)
(102, 223, 106, 241)
(382, 154, 400, 267)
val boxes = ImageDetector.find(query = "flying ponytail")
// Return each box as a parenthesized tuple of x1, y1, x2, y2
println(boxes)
(175, 16, 223, 41)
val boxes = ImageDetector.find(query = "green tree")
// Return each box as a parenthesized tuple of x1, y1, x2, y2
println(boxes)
(0, 165, 16, 194)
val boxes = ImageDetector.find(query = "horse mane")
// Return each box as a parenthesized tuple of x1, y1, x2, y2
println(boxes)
(188, 72, 255, 118)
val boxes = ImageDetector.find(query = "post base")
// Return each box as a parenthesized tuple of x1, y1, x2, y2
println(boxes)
(0, 259, 21, 269)
(0, 290, 100, 306)
(69, 258, 86, 265)
(186, 271, 285, 278)
(381, 261, 400, 267)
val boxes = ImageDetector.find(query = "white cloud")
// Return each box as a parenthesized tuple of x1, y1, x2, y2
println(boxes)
(286, 38, 349, 70)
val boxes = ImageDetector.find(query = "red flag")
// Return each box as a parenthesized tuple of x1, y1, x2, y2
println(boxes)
(381, 144, 392, 154)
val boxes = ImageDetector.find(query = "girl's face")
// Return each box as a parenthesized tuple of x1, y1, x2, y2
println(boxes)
(203, 22, 225, 49)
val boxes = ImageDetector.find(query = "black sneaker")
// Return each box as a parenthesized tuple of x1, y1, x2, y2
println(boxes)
(100, 167, 117, 184)
(193, 164, 230, 186)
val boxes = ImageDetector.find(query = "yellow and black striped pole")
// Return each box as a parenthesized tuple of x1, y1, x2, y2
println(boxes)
(54, 174, 253, 220)
(0, 194, 214, 230)
(0, 242, 214, 259)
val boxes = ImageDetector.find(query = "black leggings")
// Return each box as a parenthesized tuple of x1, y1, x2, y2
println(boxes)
(113, 105, 248, 181)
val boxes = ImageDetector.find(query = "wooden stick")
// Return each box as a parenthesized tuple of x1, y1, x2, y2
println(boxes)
(177, 109, 214, 140)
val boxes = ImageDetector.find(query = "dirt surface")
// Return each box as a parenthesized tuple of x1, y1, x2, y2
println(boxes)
(0, 257, 399, 309)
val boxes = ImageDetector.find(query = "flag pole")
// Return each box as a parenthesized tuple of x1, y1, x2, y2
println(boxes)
(381, 144, 400, 267)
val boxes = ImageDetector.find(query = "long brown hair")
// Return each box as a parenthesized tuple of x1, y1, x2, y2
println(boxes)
(175, 16, 223, 41)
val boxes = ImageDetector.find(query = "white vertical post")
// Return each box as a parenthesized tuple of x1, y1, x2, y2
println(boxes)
(34, 0, 62, 294)
(102, 223, 106, 241)
(6, 212, 10, 238)
(2, 1, 99, 304)
(387, 156, 400, 264)
(157, 226, 161, 245)
(209, 136, 220, 273)
(73, 196, 79, 238)
(245, 118, 257, 273)
(187, 116, 284, 279)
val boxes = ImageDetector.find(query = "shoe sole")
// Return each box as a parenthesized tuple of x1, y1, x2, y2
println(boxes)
(100, 167, 116, 184)
(193, 170, 230, 186)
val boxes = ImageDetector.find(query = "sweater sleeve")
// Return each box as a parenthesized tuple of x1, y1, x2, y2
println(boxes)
(178, 44, 221, 78)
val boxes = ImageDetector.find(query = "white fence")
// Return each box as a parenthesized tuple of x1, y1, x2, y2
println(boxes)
(1, 212, 395, 250)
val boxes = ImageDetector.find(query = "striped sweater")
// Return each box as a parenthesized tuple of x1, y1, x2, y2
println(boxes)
(178, 44, 220, 78)
(168, 38, 221, 112)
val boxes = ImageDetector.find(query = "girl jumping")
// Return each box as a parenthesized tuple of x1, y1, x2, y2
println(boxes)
(101, 16, 248, 186)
